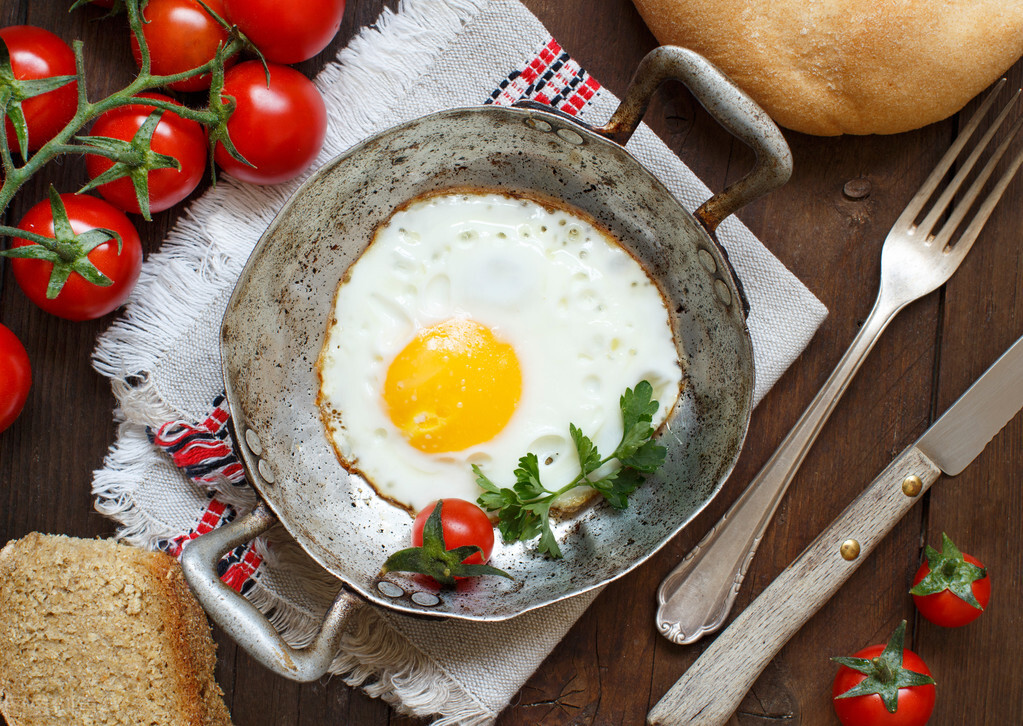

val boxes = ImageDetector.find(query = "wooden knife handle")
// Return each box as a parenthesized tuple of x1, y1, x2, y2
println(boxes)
(647, 445, 942, 725)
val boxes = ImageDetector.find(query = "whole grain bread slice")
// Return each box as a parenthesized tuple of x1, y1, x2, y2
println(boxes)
(0, 533, 232, 726)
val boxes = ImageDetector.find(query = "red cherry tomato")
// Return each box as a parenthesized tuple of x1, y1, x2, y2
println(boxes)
(0, 324, 31, 433)
(84, 93, 207, 214)
(223, 0, 345, 64)
(11, 194, 143, 321)
(832, 644, 935, 726)
(912, 551, 990, 627)
(0, 26, 77, 153)
(129, 0, 234, 92)
(214, 61, 326, 185)
(412, 499, 495, 566)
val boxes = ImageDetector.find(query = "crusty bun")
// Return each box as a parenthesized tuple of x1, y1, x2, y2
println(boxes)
(630, 0, 1023, 135)
(0, 533, 232, 726)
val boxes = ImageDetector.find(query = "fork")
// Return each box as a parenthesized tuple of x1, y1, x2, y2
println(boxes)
(655, 79, 1023, 646)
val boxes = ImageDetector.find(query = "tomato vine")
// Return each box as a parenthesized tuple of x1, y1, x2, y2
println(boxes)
(0, 0, 327, 308)
(0, 1, 249, 221)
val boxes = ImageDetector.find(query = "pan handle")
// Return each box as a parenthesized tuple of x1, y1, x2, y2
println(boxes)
(180, 502, 359, 682)
(594, 45, 792, 232)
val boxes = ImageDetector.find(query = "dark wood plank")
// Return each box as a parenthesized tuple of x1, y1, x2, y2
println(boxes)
(914, 60, 1023, 724)
(1, 2, 136, 550)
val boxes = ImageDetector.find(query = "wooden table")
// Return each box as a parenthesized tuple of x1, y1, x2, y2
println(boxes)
(3, 2, 1021, 724)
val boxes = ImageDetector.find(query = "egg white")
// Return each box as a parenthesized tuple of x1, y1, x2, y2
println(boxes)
(317, 191, 682, 514)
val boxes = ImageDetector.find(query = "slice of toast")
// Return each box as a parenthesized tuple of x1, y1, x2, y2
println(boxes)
(0, 533, 232, 726)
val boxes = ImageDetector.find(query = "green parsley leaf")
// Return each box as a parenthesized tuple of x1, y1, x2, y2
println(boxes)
(475, 380, 667, 558)
(513, 453, 546, 501)
(570, 423, 602, 476)
(591, 468, 645, 510)
(473, 464, 500, 492)
(621, 438, 667, 473)
(536, 507, 561, 558)
(613, 380, 659, 459)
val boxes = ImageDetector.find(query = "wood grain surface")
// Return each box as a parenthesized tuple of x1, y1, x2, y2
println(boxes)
(2, 2, 1021, 725)
(649, 446, 945, 724)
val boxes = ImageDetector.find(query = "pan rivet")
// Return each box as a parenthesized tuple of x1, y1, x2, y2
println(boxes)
(902, 475, 923, 497)
(411, 592, 441, 607)
(556, 128, 584, 145)
(714, 279, 732, 306)
(840, 539, 861, 561)
(377, 582, 405, 598)
(244, 429, 263, 456)
(698, 248, 717, 274)
(257, 459, 276, 484)
(527, 118, 552, 132)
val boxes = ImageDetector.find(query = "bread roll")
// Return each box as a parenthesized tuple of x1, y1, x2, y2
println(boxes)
(0, 533, 232, 726)
(631, 0, 1023, 135)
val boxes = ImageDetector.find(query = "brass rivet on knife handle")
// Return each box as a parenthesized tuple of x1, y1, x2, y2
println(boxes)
(902, 475, 924, 497)
(840, 539, 861, 561)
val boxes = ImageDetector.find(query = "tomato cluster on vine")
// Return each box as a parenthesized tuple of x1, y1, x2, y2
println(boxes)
(0, 0, 343, 432)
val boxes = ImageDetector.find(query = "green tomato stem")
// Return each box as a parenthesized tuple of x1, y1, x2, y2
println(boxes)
(0, 0, 238, 230)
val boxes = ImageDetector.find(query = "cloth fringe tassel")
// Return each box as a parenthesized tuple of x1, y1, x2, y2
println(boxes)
(93, 426, 185, 549)
(336, 611, 496, 725)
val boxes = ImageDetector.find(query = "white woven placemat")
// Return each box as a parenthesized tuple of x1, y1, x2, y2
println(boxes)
(91, 0, 827, 723)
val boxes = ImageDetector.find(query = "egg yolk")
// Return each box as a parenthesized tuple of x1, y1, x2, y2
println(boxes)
(383, 318, 522, 453)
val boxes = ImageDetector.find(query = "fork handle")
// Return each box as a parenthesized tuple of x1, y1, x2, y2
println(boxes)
(647, 446, 942, 725)
(655, 291, 902, 644)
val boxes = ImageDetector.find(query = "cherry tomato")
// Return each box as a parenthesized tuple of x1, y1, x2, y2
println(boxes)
(412, 499, 494, 566)
(223, 0, 345, 64)
(84, 93, 207, 215)
(832, 644, 935, 726)
(214, 61, 326, 185)
(130, 0, 234, 92)
(912, 550, 990, 628)
(0, 26, 77, 153)
(11, 194, 142, 321)
(0, 324, 31, 433)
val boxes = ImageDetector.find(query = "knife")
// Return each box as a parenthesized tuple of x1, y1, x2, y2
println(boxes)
(647, 334, 1023, 725)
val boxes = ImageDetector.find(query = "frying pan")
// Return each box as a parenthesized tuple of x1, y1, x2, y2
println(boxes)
(180, 46, 792, 681)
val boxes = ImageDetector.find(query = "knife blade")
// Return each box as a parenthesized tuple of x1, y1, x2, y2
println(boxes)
(647, 334, 1023, 726)
(917, 336, 1023, 475)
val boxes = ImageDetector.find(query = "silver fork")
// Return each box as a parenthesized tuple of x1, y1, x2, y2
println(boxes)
(656, 79, 1023, 645)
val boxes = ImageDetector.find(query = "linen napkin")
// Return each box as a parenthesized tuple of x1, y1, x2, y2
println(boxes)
(90, 0, 828, 723)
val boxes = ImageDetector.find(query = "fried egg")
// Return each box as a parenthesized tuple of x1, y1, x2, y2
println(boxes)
(317, 191, 682, 514)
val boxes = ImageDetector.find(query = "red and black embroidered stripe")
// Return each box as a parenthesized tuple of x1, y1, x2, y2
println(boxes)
(149, 395, 263, 593)
(148, 394, 246, 487)
(487, 38, 600, 115)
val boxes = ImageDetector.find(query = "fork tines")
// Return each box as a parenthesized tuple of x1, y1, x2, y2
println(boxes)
(899, 78, 1023, 250)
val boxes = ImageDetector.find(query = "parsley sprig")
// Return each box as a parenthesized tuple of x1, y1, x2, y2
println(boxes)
(474, 380, 667, 558)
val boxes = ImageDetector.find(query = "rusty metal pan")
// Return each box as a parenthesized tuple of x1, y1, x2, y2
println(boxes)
(181, 46, 791, 681)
